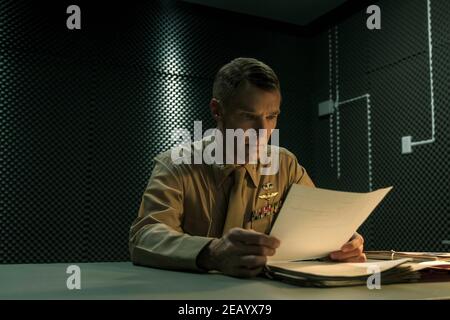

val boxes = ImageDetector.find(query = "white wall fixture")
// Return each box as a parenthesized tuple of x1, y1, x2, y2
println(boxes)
(401, 0, 436, 154)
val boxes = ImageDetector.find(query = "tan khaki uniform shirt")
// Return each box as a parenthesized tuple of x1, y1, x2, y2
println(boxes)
(129, 138, 315, 272)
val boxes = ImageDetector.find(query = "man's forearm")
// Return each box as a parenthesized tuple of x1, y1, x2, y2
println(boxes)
(130, 223, 214, 272)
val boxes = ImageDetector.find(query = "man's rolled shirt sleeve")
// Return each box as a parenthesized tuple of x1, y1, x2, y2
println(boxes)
(129, 155, 213, 272)
(289, 153, 315, 187)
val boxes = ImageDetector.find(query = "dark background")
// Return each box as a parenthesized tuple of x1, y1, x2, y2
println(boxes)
(0, 0, 448, 264)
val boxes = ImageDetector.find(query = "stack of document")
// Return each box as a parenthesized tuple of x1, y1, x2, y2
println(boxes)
(265, 259, 449, 287)
(365, 251, 450, 262)
(265, 185, 450, 287)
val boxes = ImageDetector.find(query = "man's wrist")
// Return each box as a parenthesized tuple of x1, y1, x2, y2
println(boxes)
(196, 239, 218, 271)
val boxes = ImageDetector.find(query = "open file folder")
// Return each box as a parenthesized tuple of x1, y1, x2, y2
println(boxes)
(264, 185, 450, 287)
(268, 184, 393, 262)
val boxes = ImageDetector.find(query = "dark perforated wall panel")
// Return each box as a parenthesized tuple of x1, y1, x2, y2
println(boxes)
(311, 0, 449, 252)
(0, 0, 312, 263)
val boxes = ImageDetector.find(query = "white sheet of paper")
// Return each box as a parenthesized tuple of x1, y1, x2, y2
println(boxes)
(269, 185, 393, 262)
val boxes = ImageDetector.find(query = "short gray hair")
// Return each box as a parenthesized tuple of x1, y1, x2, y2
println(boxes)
(213, 57, 280, 107)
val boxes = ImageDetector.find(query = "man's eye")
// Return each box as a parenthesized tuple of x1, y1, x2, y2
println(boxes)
(267, 115, 278, 120)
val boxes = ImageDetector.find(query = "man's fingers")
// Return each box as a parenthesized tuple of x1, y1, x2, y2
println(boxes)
(232, 229, 280, 248)
(228, 228, 280, 249)
(239, 255, 267, 269)
(339, 253, 367, 263)
(235, 243, 276, 257)
(341, 234, 364, 252)
(330, 246, 363, 261)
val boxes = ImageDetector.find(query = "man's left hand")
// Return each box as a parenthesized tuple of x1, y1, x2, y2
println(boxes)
(329, 233, 366, 262)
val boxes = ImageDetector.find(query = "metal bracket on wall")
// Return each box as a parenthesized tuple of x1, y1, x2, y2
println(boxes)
(401, 0, 436, 154)
(319, 26, 373, 191)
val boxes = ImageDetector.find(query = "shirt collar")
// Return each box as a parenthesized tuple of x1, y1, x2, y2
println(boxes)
(199, 131, 261, 188)
(213, 163, 260, 188)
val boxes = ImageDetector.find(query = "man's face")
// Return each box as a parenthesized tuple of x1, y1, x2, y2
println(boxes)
(216, 82, 281, 162)
(220, 82, 281, 140)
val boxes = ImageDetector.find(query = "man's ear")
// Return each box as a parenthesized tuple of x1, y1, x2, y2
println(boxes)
(209, 98, 222, 122)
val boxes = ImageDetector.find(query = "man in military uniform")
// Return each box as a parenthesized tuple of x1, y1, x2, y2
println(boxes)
(129, 58, 366, 278)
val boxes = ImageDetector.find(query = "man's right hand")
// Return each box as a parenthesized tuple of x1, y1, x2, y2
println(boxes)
(196, 227, 280, 278)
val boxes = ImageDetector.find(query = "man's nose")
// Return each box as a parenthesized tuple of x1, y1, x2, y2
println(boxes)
(255, 117, 270, 131)
(255, 118, 272, 143)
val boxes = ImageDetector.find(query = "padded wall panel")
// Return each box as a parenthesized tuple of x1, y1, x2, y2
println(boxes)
(311, 0, 449, 251)
(1, 0, 313, 263)
(0, 50, 93, 263)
